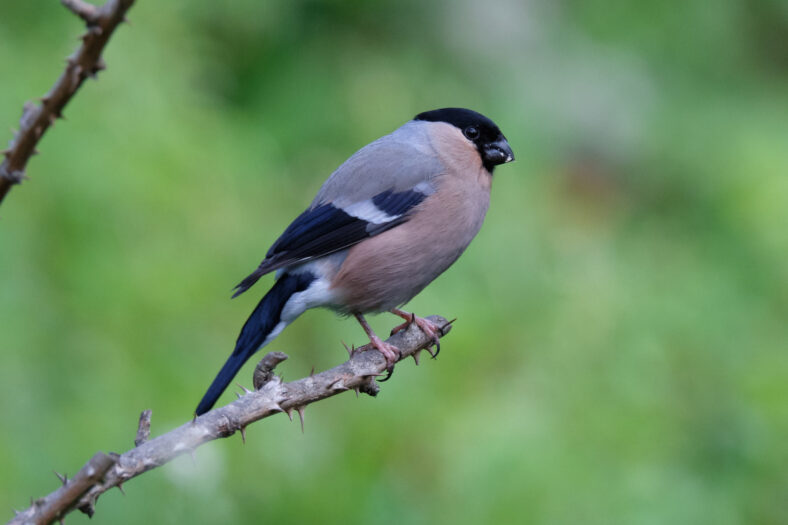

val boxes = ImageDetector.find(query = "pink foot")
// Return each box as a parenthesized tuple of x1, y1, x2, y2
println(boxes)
(354, 313, 401, 381)
(390, 309, 443, 358)
(389, 319, 411, 336)
(367, 332, 401, 379)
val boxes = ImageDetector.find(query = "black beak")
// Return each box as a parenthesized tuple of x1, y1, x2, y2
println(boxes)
(483, 138, 515, 167)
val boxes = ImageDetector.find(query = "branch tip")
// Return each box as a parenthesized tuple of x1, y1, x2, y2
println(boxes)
(61, 0, 100, 25)
(1, 0, 136, 206)
(252, 351, 289, 390)
(134, 409, 152, 447)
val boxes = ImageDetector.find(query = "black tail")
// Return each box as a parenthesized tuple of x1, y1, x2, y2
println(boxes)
(195, 271, 314, 415)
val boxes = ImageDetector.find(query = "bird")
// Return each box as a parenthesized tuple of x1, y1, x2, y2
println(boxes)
(195, 107, 514, 415)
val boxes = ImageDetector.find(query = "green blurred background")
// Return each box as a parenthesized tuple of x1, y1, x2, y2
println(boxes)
(1, 0, 787, 523)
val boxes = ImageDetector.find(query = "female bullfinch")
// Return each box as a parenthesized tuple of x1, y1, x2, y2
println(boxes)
(195, 108, 514, 415)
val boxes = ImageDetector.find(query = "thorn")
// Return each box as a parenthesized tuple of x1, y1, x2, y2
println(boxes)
(32, 148, 41, 156)
(94, 58, 106, 73)
(188, 450, 196, 465)
(284, 408, 294, 422)
(122, 16, 131, 25)
(440, 318, 458, 334)
(235, 392, 242, 399)
(412, 350, 421, 366)
(296, 406, 305, 433)
(236, 382, 252, 394)
(270, 403, 284, 413)
(354, 387, 359, 398)
(192, 413, 198, 423)
(239, 426, 247, 444)
(341, 340, 352, 357)
(48, 114, 57, 125)
(54, 471, 67, 485)
(309, 365, 315, 377)
(424, 346, 437, 359)
(117, 482, 125, 495)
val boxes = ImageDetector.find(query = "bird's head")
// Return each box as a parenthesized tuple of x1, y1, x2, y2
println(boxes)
(414, 107, 514, 173)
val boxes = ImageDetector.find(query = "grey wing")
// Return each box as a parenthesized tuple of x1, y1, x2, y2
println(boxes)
(232, 120, 446, 297)
(313, 120, 444, 207)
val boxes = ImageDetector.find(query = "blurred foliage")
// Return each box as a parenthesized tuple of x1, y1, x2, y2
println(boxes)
(1, 0, 787, 523)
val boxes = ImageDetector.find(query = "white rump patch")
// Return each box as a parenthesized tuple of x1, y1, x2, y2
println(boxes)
(280, 275, 338, 323)
(258, 274, 338, 349)
(261, 321, 287, 348)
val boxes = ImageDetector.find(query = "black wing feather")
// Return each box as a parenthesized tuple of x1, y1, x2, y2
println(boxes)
(232, 188, 427, 297)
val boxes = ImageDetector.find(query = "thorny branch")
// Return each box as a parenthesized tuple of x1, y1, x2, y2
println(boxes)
(0, 0, 135, 207)
(7, 316, 453, 525)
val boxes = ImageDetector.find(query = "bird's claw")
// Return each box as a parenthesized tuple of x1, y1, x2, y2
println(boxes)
(412, 315, 442, 359)
(372, 339, 402, 381)
(389, 309, 442, 358)
(379, 363, 395, 382)
(369, 337, 400, 382)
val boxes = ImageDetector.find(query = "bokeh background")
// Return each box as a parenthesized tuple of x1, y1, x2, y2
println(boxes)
(1, 0, 787, 523)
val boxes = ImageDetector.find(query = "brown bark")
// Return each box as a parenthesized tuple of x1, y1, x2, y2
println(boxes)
(7, 316, 452, 525)
(0, 0, 135, 206)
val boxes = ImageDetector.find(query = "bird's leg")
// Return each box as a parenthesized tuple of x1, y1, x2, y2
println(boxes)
(354, 313, 400, 380)
(389, 308, 442, 358)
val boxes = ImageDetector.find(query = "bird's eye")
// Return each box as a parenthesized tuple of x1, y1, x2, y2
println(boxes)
(464, 126, 480, 140)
